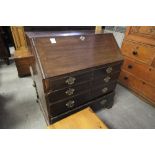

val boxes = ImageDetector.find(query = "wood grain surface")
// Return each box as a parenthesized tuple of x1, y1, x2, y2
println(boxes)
(119, 70, 155, 104)
(32, 33, 123, 78)
(121, 40, 155, 65)
(119, 26, 155, 106)
(29, 32, 122, 124)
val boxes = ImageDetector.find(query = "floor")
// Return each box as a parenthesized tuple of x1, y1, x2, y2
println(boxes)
(0, 30, 155, 129)
(0, 60, 47, 128)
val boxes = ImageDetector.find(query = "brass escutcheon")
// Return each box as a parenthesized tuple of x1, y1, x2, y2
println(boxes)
(66, 100, 75, 108)
(65, 88, 75, 96)
(102, 87, 108, 93)
(65, 77, 76, 85)
(106, 67, 113, 73)
(104, 76, 111, 83)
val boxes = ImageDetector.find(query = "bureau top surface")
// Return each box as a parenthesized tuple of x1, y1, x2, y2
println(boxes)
(32, 33, 123, 78)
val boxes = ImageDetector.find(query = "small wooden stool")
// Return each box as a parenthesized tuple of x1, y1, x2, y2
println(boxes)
(14, 47, 34, 77)
(48, 107, 108, 129)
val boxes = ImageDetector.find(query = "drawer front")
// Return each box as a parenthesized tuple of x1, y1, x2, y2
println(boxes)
(49, 91, 91, 117)
(50, 91, 115, 123)
(129, 27, 155, 38)
(119, 70, 155, 103)
(91, 91, 115, 110)
(121, 41, 155, 64)
(91, 81, 116, 99)
(45, 71, 92, 92)
(122, 58, 155, 86)
(94, 63, 122, 79)
(137, 27, 155, 37)
(46, 81, 91, 103)
(93, 72, 120, 86)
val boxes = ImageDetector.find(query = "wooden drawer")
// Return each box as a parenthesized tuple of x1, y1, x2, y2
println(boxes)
(122, 57, 155, 86)
(94, 63, 122, 78)
(44, 62, 122, 92)
(46, 81, 91, 103)
(129, 27, 155, 37)
(137, 27, 155, 37)
(91, 91, 115, 110)
(44, 70, 93, 92)
(119, 70, 155, 104)
(93, 72, 120, 86)
(91, 81, 116, 99)
(50, 91, 115, 123)
(49, 91, 91, 117)
(121, 41, 155, 65)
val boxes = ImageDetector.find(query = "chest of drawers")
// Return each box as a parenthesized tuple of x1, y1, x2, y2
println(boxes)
(119, 26, 155, 106)
(27, 32, 123, 124)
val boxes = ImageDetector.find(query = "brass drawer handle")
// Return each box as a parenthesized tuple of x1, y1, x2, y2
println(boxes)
(132, 51, 138, 55)
(66, 100, 75, 108)
(104, 76, 111, 83)
(102, 87, 108, 93)
(65, 88, 75, 96)
(106, 67, 113, 73)
(80, 36, 85, 41)
(65, 77, 76, 85)
(100, 99, 107, 105)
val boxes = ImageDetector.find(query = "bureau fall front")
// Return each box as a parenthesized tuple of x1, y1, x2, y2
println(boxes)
(27, 31, 123, 125)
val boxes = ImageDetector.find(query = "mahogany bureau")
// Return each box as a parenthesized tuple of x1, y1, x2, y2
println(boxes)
(27, 32, 123, 125)
(119, 26, 155, 106)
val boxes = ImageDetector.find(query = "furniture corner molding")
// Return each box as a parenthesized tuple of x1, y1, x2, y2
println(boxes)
(11, 26, 27, 49)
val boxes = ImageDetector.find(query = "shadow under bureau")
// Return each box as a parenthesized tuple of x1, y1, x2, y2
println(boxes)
(27, 32, 123, 125)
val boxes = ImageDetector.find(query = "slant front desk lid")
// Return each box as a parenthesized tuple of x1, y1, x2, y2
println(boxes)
(32, 33, 123, 78)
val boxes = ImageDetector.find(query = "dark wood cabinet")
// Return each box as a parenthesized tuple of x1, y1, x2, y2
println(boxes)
(27, 31, 123, 125)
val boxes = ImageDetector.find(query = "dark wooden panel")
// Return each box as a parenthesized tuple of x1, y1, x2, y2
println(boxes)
(44, 69, 93, 92)
(93, 72, 120, 86)
(32, 33, 123, 78)
(49, 91, 91, 117)
(24, 26, 95, 32)
(91, 81, 117, 99)
(51, 91, 115, 123)
(91, 91, 115, 110)
(46, 81, 91, 103)
(94, 63, 121, 78)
